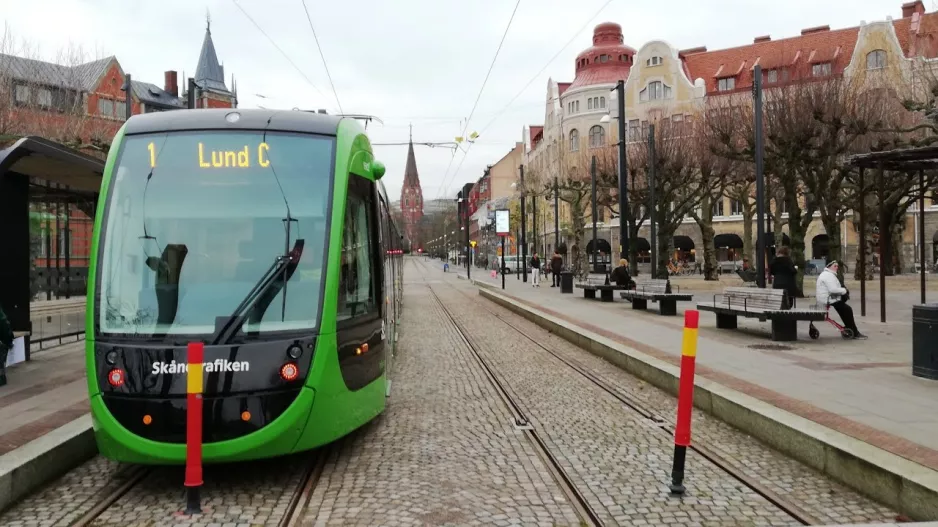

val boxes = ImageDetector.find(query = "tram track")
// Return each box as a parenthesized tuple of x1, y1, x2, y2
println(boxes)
(420, 271, 604, 527)
(67, 447, 328, 526)
(418, 258, 822, 526)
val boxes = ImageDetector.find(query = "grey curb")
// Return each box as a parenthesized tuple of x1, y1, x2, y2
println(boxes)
(475, 281, 938, 521)
(0, 415, 96, 513)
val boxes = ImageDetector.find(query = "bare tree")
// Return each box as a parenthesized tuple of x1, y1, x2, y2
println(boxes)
(690, 116, 734, 280)
(630, 118, 717, 278)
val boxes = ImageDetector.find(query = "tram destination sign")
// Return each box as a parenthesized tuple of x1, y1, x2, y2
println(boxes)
(495, 209, 510, 236)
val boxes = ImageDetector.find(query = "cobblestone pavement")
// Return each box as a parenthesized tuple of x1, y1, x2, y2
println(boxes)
(426, 269, 900, 526)
(0, 456, 124, 526)
(0, 452, 311, 526)
(299, 271, 581, 526)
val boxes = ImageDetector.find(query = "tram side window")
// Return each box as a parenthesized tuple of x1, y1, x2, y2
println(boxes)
(337, 176, 378, 322)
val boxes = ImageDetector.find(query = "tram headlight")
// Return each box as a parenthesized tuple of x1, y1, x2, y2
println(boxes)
(287, 344, 303, 360)
(105, 350, 118, 365)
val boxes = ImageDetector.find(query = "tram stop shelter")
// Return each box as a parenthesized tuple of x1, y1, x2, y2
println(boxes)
(846, 145, 936, 322)
(0, 136, 104, 360)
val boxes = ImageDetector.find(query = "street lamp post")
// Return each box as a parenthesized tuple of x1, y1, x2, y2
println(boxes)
(601, 79, 629, 268)
(519, 164, 527, 283)
(553, 176, 559, 249)
(591, 155, 598, 273)
(648, 124, 658, 278)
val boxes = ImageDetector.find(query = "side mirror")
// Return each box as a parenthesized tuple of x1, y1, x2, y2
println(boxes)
(372, 160, 386, 180)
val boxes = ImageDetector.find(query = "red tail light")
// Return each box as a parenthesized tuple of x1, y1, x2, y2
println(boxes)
(107, 368, 125, 387)
(280, 362, 299, 382)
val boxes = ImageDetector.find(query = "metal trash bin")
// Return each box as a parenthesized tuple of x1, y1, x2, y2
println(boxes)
(560, 271, 574, 294)
(912, 303, 938, 380)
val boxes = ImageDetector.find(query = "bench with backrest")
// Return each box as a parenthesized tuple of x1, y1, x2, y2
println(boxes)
(619, 278, 693, 316)
(574, 275, 631, 302)
(696, 286, 826, 341)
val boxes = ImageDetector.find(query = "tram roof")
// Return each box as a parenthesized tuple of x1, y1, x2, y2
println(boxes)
(123, 108, 344, 136)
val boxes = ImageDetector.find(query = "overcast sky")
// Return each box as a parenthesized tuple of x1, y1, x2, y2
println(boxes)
(3, 0, 925, 203)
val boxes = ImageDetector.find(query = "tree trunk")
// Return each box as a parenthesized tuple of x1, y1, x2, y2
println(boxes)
(890, 214, 905, 275)
(787, 206, 809, 296)
(693, 194, 719, 281)
(628, 222, 641, 276)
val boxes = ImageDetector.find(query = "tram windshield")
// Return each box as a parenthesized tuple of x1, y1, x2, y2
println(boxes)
(97, 130, 334, 336)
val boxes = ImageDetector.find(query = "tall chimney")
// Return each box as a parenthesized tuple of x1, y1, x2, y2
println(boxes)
(164, 71, 178, 97)
(902, 1, 925, 18)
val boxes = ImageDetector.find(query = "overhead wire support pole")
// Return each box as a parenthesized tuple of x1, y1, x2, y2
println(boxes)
(753, 64, 767, 289)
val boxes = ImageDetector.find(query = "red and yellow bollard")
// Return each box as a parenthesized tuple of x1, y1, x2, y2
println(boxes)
(184, 342, 204, 514)
(670, 309, 699, 495)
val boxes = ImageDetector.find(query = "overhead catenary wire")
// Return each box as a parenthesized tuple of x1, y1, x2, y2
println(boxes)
(230, 0, 333, 110)
(477, 0, 616, 138)
(301, 0, 343, 115)
(435, 0, 522, 201)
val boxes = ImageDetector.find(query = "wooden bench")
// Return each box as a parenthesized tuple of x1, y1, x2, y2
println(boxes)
(574, 276, 631, 302)
(618, 278, 693, 316)
(696, 287, 826, 341)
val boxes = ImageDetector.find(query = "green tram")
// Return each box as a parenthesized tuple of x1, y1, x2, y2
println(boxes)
(85, 109, 404, 464)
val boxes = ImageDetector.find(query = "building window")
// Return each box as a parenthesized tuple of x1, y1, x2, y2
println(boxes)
(98, 98, 114, 117)
(589, 125, 605, 148)
(812, 62, 831, 77)
(730, 199, 743, 216)
(712, 198, 725, 217)
(628, 119, 640, 142)
(640, 81, 671, 101)
(600, 54, 609, 63)
(116, 101, 127, 119)
(765, 69, 778, 83)
(569, 129, 579, 152)
(867, 50, 886, 70)
(646, 56, 663, 66)
(717, 77, 735, 91)
(38, 88, 52, 107)
(588, 98, 593, 110)
(600, 97, 606, 109)
(15, 84, 29, 103)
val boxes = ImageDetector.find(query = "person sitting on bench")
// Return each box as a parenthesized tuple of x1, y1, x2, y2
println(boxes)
(816, 260, 867, 340)
(610, 258, 635, 289)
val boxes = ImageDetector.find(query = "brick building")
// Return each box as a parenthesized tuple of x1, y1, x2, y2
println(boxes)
(0, 21, 236, 294)
(521, 0, 938, 270)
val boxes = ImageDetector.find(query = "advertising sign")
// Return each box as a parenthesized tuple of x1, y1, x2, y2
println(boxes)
(495, 209, 510, 236)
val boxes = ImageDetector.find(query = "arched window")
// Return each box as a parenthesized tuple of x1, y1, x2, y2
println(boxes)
(588, 98, 593, 110)
(867, 49, 887, 70)
(589, 125, 605, 148)
(639, 81, 672, 102)
(569, 129, 579, 152)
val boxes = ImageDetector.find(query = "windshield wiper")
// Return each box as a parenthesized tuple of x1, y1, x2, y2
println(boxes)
(210, 238, 305, 345)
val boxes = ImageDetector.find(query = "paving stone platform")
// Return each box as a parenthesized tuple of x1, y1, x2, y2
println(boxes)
(460, 261, 938, 473)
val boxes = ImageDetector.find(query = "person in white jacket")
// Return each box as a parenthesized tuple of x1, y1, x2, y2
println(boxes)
(815, 260, 866, 339)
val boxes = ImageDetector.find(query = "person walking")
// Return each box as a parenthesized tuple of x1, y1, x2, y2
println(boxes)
(529, 253, 541, 287)
(769, 246, 798, 308)
(550, 251, 563, 287)
(816, 260, 867, 340)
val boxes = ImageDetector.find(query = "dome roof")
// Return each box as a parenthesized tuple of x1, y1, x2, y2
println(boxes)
(569, 22, 635, 90)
